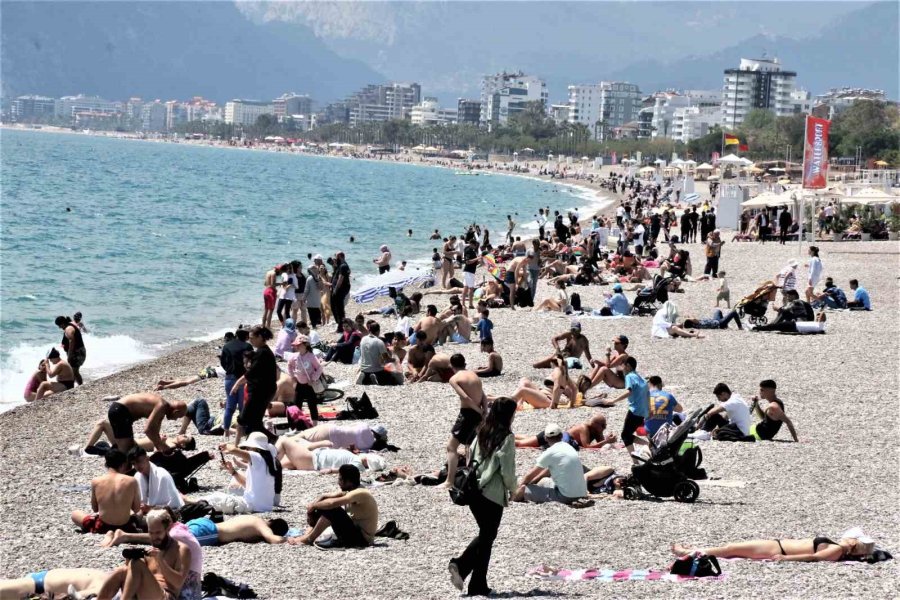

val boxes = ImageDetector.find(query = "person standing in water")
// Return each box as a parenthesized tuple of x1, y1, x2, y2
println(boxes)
(54, 315, 86, 386)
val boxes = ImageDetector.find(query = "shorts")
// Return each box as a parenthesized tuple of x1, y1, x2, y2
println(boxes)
(565, 357, 582, 370)
(464, 271, 476, 288)
(451, 407, 482, 445)
(186, 517, 219, 546)
(504, 271, 515, 285)
(69, 346, 87, 369)
(523, 484, 579, 504)
(61, 379, 76, 390)
(108, 401, 135, 440)
(263, 287, 277, 310)
(621, 410, 645, 446)
(30, 571, 48, 595)
(437, 367, 454, 383)
(476, 369, 502, 378)
(81, 513, 140, 534)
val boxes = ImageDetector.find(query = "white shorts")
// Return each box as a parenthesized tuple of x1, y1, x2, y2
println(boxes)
(464, 272, 476, 288)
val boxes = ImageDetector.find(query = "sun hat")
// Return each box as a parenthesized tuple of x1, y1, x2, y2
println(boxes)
(291, 334, 310, 347)
(787, 259, 799, 268)
(239, 432, 269, 451)
(544, 423, 563, 438)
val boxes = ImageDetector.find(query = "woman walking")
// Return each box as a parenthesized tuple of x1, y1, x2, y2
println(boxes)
(232, 325, 277, 445)
(54, 315, 86, 385)
(449, 397, 517, 596)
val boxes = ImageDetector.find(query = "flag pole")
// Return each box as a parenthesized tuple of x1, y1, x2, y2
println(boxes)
(799, 116, 810, 257)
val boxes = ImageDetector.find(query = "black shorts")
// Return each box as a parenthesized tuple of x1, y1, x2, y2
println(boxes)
(61, 380, 76, 390)
(310, 507, 368, 547)
(378, 265, 390, 274)
(451, 408, 482, 445)
(621, 410, 644, 446)
(108, 401, 135, 440)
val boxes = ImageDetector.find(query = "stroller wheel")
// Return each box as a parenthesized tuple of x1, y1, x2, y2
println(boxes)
(623, 486, 641, 501)
(758, 316, 768, 325)
(674, 480, 699, 503)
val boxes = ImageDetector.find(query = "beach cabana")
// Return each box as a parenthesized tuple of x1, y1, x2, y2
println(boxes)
(741, 191, 786, 208)
(639, 166, 656, 174)
(843, 188, 898, 206)
(695, 163, 714, 171)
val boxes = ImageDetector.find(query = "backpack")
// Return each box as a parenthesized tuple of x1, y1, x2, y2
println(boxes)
(670, 554, 721, 578)
(676, 445, 707, 480)
(570, 292, 582, 312)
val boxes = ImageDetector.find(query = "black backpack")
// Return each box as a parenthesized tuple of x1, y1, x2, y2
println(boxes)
(670, 554, 721, 577)
(570, 292, 582, 312)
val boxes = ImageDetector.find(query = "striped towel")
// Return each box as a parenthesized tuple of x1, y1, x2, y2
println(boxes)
(351, 273, 434, 304)
(528, 565, 725, 582)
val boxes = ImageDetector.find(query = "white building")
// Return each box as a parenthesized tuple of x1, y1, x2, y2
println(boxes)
(55, 95, 121, 119)
(671, 106, 722, 143)
(347, 82, 421, 126)
(224, 100, 275, 126)
(410, 98, 457, 126)
(480, 71, 548, 129)
(813, 87, 886, 119)
(566, 81, 641, 140)
(650, 90, 722, 140)
(721, 57, 797, 128)
(549, 104, 570, 125)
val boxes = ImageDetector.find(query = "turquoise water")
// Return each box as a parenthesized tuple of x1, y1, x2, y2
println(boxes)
(1, 129, 600, 406)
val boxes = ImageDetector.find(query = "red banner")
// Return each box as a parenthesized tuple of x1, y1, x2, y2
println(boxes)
(802, 116, 830, 189)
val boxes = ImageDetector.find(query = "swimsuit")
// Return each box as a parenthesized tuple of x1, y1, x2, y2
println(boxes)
(61, 379, 76, 390)
(108, 401, 136, 439)
(81, 513, 140, 534)
(29, 571, 48, 595)
(476, 368, 502, 378)
(451, 407, 483, 445)
(186, 517, 220, 546)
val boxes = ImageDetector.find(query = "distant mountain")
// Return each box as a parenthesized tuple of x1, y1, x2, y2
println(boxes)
(0, 1, 386, 103)
(610, 1, 899, 96)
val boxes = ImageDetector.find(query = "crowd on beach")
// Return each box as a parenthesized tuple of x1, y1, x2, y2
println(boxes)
(6, 169, 890, 600)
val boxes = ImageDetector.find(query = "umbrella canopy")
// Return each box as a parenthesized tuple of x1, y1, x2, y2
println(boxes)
(671, 158, 686, 166)
(717, 153, 744, 165)
(684, 159, 697, 166)
(874, 160, 889, 167)
(521, 147, 535, 152)
(843, 187, 899, 205)
(741, 192, 782, 208)
(695, 163, 714, 170)
(748, 166, 765, 174)
(639, 166, 657, 173)
(740, 157, 754, 166)
(707, 174, 720, 180)
(654, 158, 667, 165)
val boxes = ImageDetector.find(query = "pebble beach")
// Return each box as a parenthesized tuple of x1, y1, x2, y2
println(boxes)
(1, 230, 898, 598)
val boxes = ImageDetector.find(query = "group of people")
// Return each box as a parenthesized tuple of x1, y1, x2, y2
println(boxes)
(25, 313, 88, 402)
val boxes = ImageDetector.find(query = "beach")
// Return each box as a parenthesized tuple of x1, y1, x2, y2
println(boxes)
(1, 234, 897, 599)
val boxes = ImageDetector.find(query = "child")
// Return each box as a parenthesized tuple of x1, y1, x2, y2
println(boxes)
(474, 308, 494, 342)
(473, 339, 503, 378)
(716, 271, 730, 308)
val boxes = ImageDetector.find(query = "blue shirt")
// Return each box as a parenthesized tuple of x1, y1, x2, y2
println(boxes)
(476, 317, 494, 341)
(853, 287, 871, 310)
(625, 371, 649, 418)
(645, 390, 678, 435)
(606, 293, 631, 316)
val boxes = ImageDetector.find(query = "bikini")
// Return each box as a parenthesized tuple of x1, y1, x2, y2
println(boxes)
(774, 536, 841, 556)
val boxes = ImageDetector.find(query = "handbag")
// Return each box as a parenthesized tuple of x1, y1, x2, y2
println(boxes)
(297, 355, 326, 394)
(670, 553, 721, 577)
(448, 457, 480, 506)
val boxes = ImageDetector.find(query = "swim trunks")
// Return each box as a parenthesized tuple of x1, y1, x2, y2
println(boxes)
(451, 407, 482, 445)
(263, 287, 277, 310)
(81, 513, 140, 534)
(476, 369, 502, 378)
(186, 517, 219, 546)
(61, 380, 76, 390)
(108, 401, 135, 440)
(438, 367, 454, 383)
(29, 571, 48, 595)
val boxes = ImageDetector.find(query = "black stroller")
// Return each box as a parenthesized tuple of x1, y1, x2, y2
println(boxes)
(631, 275, 674, 316)
(622, 404, 714, 503)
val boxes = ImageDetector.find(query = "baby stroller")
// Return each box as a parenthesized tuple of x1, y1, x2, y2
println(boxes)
(622, 404, 714, 503)
(631, 275, 674, 316)
(736, 280, 778, 325)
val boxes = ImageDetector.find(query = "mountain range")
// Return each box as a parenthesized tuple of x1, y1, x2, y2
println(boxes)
(1, 1, 897, 106)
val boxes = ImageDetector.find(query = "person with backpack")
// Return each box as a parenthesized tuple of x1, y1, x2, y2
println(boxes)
(448, 397, 517, 597)
(219, 329, 252, 437)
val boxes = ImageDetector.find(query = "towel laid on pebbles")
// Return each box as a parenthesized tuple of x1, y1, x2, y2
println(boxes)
(528, 565, 726, 582)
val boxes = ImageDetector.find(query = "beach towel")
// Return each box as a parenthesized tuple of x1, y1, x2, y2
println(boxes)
(528, 565, 725, 582)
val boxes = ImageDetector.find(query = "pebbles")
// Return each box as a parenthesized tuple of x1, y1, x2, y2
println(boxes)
(1, 239, 898, 599)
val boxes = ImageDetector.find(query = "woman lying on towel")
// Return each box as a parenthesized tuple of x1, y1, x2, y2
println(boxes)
(671, 530, 885, 562)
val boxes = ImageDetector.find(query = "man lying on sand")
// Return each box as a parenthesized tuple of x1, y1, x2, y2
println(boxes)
(0, 568, 108, 600)
(515, 415, 616, 450)
(102, 514, 290, 548)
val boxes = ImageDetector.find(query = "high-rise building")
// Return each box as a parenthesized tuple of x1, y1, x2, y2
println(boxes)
(549, 104, 571, 125)
(182, 97, 220, 123)
(346, 82, 421, 126)
(140, 102, 168, 132)
(648, 90, 722, 141)
(480, 71, 548, 129)
(273, 93, 313, 121)
(721, 57, 797, 128)
(320, 101, 351, 125)
(55, 95, 121, 119)
(457, 99, 481, 126)
(10, 95, 56, 121)
(224, 100, 275, 126)
(566, 82, 641, 141)
(813, 87, 886, 119)
(410, 98, 457, 126)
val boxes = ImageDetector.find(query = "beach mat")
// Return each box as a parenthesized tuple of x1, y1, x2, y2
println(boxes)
(528, 565, 726, 582)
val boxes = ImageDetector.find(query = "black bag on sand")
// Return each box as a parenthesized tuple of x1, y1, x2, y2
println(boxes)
(670, 554, 722, 577)
(676, 446, 707, 480)
(337, 392, 379, 420)
(177, 500, 223, 524)
(202, 572, 257, 599)
(570, 292, 582, 312)
(449, 460, 480, 506)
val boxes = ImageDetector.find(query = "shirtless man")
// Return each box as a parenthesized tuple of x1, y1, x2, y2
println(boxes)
(103, 515, 289, 548)
(87, 393, 187, 453)
(0, 569, 108, 599)
(95, 509, 190, 600)
(441, 354, 487, 489)
(275, 436, 385, 473)
(70, 449, 141, 534)
(513, 356, 577, 409)
(406, 335, 436, 381)
(441, 237, 458, 288)
(584, 334, 630, 391)
(441, 305, 472, 343)
(412, 305, 443, 345)
(515, 415, 616, 449)
(533, 321, 592, 369)
(413, 352, 454, 383)
(263, 265, 280, 330)
(504, 256, 530, 309)
(34, 348, 76, 400)
(473, 339, 503, 378)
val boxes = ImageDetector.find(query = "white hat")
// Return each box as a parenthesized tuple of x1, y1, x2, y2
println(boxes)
(362, 453, 386, 472)
(239, 432, 269, 452)
(787, 259, 799, 268)
(312, 254, 324, 262)
(841, 527, 875, 545)
(544, 423, 562, 438)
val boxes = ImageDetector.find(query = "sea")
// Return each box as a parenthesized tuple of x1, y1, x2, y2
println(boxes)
(0, 128, 608, 410)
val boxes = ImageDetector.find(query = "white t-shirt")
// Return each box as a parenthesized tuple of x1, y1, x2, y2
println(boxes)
(616, 206, 626, 218)
(795, 321, 827, 334)
(280, 273, 297, 301)
(307, 329, 322, 346)
(721, 395, 752, 436)
(243, 451, 276, 512)
(807, 257, 823, 286)
(651, 310, 673, 338)
(536, 442, 588, 499)
(136, 463, 184, 509)
(824, 205, 834, 217)
(395, 315, 412, 334)
(314, 448, 364, 472)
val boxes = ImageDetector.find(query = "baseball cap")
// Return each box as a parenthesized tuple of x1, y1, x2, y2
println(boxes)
(544, 423, 562, 438)
(613, 283, 623, 292)
(371, 424, 388, 439)
(570, 320, 582, 330)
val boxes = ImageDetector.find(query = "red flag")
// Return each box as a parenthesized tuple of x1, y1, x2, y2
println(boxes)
(802, 116, 830, 189)
(739, 144, 749, 152)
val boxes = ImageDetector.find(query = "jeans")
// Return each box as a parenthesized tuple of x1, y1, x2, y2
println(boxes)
(704, 256, 720, 277)
(186, 398, 215, 434)
(222, 375, 243, 431)
(294, 382, 319, 422)
(712, 309, 742, 330)
(276, 298, 293, 324)
(324, 340, 355, 364)
(528, 268, 540, 300)
(454, 492, 504, 594)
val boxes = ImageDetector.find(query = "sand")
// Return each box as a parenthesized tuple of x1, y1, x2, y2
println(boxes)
(1, 225, 898, 599)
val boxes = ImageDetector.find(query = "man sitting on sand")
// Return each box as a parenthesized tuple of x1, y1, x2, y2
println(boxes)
(275, 436, 386, 473)
(288, 464, 378, 549)
(515, 415, 616, 450)
(697, 383, 753, 442)
(411, 352, 455, 383)
(129, 447, 184, 512)
(70, 449, 142, 534)
(583, 335, 630, 392)
(86, 393, 187, 453)
(292, 422, 389, 451)
(34, 348, 76, 400)
(512, 424, 589, 505)
(473, 338, 503, 378)
(532, 321, 592, 369)
(513, 355, 578, 410)
(406, 334, 436, 381)
(411, 305, 443, 345)
(749, 379, 799, 442)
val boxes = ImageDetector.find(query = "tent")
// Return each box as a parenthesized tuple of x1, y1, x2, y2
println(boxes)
(842, 187, 899, 206)
(741, 191, 786, 208)
(717, 153, 744, 165)
(695, 163, 714, 171)
(639, 166, 657, 174)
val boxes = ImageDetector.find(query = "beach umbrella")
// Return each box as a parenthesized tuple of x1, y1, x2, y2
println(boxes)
(768, 167, 786, 173)
(654, 158, 666, 165)
(522, 147, 535, 152)
(695, 163, 714, 171)
(482, 254, 506, 283)
(707, 174, 720, 180)
(844, 187, 899, 205)
(717, 153, 743, 165)
(684, 159, 697, 166)
(639, 166, 657, 174)
(748, 166, 765, 174)
(741, 191, 784, 208)
(874, 160, 889, 167)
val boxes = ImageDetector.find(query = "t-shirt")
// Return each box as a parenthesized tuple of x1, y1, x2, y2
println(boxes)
(536, 441, 588, 499)
(853, 287, 871, 310)
(273, 328, 297, 358)
(645, 390, 678, 435)
(606, 293, 630, 316)
(823, 286, 847, 308)
(343, 488, 379, 543)
(314, 448, 364, 472)
(624, 372, 650, 418)
(333, 262, 351, 294)
(280, 273, 297, 301)
(651, 310, 674, 339)
(721, 396, 751, 436)
(243, 451, 276, 512)
(169, 522, 203, 575)
(136, 463, 184, 509)
(328, 423, 376, 450)
(807, 257, 823, 286)
(359, 335, 387, 374)
(476, 318, 494, 341)
(220, 339, 253, 377)
(463, 246, 478, 273)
